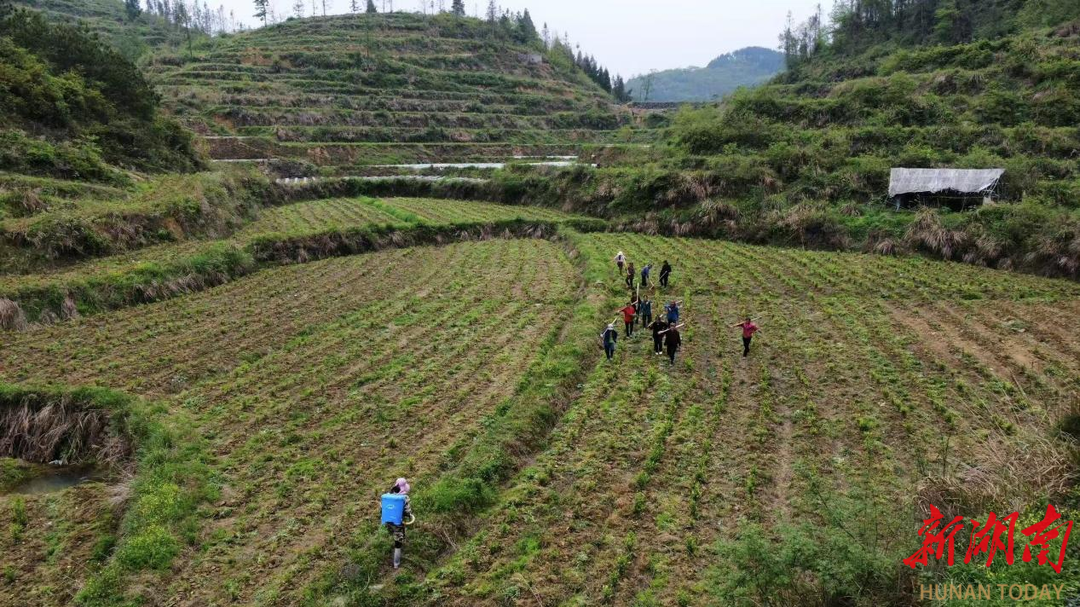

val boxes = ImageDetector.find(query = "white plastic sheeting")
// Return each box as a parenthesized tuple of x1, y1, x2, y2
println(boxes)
(889, 168, 1004, 198)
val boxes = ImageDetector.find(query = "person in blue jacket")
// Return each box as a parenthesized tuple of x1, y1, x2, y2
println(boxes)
(665, 300, 682, 324)
(382, 477, 415, 569)
(639, 296, 653, 329)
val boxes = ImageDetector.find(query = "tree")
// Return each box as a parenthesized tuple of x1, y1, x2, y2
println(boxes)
(451, 0, 465, 16)
(516, 8, 537, 43)
(253, 0, 268, 25)
(366, 0, 377, 12)
(124, 0, 142, 20)
(293, 0, 305, 17)
(485, 0, 496, 22)
(350, 0, 359, 11)
(779, 11, 799, 68)
(641, 70, 656, 102)
(175, 0, 194, 55)
(612, 75, 630, 103)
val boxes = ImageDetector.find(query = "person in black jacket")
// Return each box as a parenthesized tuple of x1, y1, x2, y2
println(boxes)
(664, 325, 682, 365)
(602, 323, 619, 361)
(649, 318, 669, 356)
(659, 260, 672, 288)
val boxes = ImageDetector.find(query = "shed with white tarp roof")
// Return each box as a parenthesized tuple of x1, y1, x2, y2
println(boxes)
(888, 168, 1005, 210)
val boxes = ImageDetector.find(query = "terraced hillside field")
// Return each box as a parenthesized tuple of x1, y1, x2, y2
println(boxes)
(2, 216, 1078, 604)
(151, 12, 635, 173)
(0, 195, 590, 324)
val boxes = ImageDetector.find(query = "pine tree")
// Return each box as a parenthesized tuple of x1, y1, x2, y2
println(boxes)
(451, 0, 464, 16)
(293, 0, 304, 17)
(124, 0, 142, 19)
(517, 8, 537, 43)
(612, 75, 629, 102)
(485, 0, 496, 22)
(253, 0, 268, 25)
(350, 0, 359, 11)
(366, 0, 377, 12)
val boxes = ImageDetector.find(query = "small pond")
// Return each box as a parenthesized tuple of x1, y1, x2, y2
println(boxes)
(3, 463, 109, 496)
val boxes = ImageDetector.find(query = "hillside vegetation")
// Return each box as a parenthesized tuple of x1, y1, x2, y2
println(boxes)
(13, 0, 198, 59)
(150, 11, 635, 172)
(0, 5, 200, 185)
(626, 46, 784, 102)
(527, 0, 1079, 280)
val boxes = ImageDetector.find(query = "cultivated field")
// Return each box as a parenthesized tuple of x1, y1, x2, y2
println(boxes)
(0, 196, 583, 324)
(3, 221, 1078, 605)
(1, 238, 580, 605)
(425, 233, 1080, 604)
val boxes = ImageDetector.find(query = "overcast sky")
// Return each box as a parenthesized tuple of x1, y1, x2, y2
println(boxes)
(211, 0, 825, 78)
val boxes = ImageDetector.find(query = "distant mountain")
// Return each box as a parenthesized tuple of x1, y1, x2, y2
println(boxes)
(626, 46, 784, 103)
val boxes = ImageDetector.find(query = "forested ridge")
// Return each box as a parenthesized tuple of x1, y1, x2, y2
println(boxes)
(626, 46, 784, 102)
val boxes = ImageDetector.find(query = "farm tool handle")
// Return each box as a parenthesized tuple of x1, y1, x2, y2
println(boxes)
(659, 323, 686, 334)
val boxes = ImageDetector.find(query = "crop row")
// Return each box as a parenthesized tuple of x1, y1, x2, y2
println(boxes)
(202, 139, 597, 164)
(231, 126, 634, 145)
(208, 109, 623, 131)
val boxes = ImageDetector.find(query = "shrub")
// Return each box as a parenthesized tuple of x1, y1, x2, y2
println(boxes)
(115, 525, 181, 571)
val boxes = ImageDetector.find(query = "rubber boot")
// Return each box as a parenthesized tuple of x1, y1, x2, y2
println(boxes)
(393, 548, 402, 569)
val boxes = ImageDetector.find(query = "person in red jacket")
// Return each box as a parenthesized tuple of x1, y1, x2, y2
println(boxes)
(618, 302, 637, 338)
(732, 317, 761, 357)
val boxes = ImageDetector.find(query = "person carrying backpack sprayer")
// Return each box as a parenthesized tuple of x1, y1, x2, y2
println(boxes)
(381, 477, 415, 569)
(618, 301, 637, 338)
(732, 317, 761, 357)
(659, 260, 672, 288)
(601, 321, 619, 361)
(661, 323, 684, 365)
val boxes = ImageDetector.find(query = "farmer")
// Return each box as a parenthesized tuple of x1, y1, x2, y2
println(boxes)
(663, 324, 683, 365)
(659, 260, 672, 288)
(626, 262, 636, 290)
(649, 317, 669, 356)
(665, 300, 682, 324)
(640, 263, 652, 288)
(639, 296, 653, 329)
(614, 251, 626, 274)
(732, 317, 761, 357)
(619, 301, 637, 338)
(601, 322, 619, 360)
(381, 477, 415, 569)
